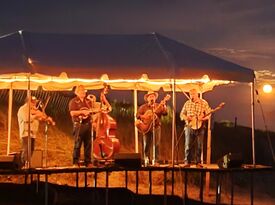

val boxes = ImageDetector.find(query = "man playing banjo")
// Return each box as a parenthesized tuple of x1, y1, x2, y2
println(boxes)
(180, 88, 211, 167)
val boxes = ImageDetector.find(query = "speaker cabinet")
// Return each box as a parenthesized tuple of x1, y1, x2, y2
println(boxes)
(217, 153, 243, 168)
(0, 153, 22, 170)
(31, 150, 43, 168)
(114, 153, 141, 168)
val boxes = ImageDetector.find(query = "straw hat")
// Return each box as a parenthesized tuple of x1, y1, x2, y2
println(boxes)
(144, 91, 158, 101)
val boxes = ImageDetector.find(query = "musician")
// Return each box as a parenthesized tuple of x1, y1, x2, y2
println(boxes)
(69, 85, 97, 167)
(17, 96, 54, 166)
(180, 88, 211, 167)
(137, 91, 168, 166)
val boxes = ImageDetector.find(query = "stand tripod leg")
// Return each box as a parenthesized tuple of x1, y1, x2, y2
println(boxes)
(44, 123, 48, 168)
(91, 123, 94, 164)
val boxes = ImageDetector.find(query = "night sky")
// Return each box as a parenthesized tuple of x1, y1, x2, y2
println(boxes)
(1, 0, 275, 130)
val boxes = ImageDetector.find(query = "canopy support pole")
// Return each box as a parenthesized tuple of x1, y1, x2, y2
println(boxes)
(27, 74, 32, 168)
(134, 89, 138, 153)
(171, 80, 176, 166)
(205, 117, 212, 195)
(251, 81, 255, 165)
(7, 86, 13, 155)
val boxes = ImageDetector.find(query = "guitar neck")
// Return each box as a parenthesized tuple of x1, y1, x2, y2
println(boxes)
(155, 95, 170, 110)
(203, 104, 224, 118)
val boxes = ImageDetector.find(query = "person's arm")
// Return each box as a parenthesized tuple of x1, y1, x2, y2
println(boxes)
(180, 106, 185, 121)
(30, 108, 55, 125)
(157, 103, 167, 116)
(180, 103, 189, 121)
(69, 99, 90, 117)
(136, 105, 145, 120)
(70, 109, 91, 117)
(199, 100, 211, 121)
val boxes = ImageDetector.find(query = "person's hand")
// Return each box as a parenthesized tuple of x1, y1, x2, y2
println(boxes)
(81, 109, 90, 116)
(198, 115, 208, 121)
(140, 114, 150, 121)
(46, 116, 56, 126)
(187, 115, 193, 121)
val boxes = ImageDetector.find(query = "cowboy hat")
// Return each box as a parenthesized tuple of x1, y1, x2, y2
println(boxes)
(144, 91, 158, 101)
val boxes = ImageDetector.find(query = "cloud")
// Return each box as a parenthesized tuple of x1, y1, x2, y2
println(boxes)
(207, 48, 272, 60)
(255, 70, 275, 85)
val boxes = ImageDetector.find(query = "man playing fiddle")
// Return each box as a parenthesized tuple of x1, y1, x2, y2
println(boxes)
(18, 96, 55, 167)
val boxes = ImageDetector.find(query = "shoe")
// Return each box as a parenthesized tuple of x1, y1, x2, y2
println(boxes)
(85, 163, 93, 168)
(144, 157, 149, 167)
(196, 163, 204, 168)
(182, 163, 191, 168)
(72, 164, 79, 168)
(152, 161, 160, 166)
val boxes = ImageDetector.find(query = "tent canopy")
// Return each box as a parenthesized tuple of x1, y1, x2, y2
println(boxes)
(0, 31, 255, 91)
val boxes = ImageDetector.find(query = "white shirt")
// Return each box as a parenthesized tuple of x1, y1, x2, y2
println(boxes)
(17, 103, 40, 139)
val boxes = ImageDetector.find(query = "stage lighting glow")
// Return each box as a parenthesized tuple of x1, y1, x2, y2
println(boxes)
(263, 84, 272, 93)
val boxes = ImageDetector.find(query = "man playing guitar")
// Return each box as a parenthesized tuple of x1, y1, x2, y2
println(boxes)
(136, 91, 169, 166)
(180, 88, 211, 168)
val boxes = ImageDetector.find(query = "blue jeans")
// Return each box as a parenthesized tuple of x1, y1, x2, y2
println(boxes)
(184, 126, 205, 164)
(73, 123, 92, 165)
(143, 126, 161, 161)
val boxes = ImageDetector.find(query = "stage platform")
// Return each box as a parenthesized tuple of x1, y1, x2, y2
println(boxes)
(0, 163, 273, 205)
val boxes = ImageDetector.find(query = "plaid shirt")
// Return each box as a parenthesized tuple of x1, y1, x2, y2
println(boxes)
(180, 99, 211, 120)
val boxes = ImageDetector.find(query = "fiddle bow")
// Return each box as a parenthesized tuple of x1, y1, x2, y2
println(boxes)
(37, 96, 56, 126)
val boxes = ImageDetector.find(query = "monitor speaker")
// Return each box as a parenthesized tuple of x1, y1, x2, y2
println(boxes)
(0, 152, 23, 170)
(114, 153, 141, 168)
(217, 152, 243, 168)
(31, 150, 43, 168)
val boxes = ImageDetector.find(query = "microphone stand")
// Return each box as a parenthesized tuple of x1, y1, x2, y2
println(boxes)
(44, 122, 48, 167)
(90, 103, 94, 165)
(152, 101, 156, 166)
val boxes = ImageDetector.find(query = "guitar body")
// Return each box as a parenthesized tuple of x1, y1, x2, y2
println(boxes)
(135, 110, 157, 134)
(136, 94, 171, 134)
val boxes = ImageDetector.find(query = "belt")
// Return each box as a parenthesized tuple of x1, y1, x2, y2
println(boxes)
(74, 121, 90, 125)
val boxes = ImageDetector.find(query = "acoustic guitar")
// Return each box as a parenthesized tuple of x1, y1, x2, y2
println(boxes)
(136, 94, 171, 134)
(186, 102, 225, 130)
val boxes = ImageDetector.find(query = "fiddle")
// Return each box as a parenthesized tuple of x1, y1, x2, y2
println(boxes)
(40, 113, 56, 126)
(33, 97, 56, 126)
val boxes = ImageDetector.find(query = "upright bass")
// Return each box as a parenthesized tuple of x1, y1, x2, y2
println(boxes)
(93, 85, 120, 160)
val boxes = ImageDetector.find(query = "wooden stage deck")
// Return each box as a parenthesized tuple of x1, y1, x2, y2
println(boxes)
(0, 163, 273, 205)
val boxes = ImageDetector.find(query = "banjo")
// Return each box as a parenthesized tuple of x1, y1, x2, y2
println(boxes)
(186, 102, 225, 130)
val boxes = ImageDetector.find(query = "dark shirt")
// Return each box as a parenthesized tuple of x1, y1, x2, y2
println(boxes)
(69, 96, 92, 124)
